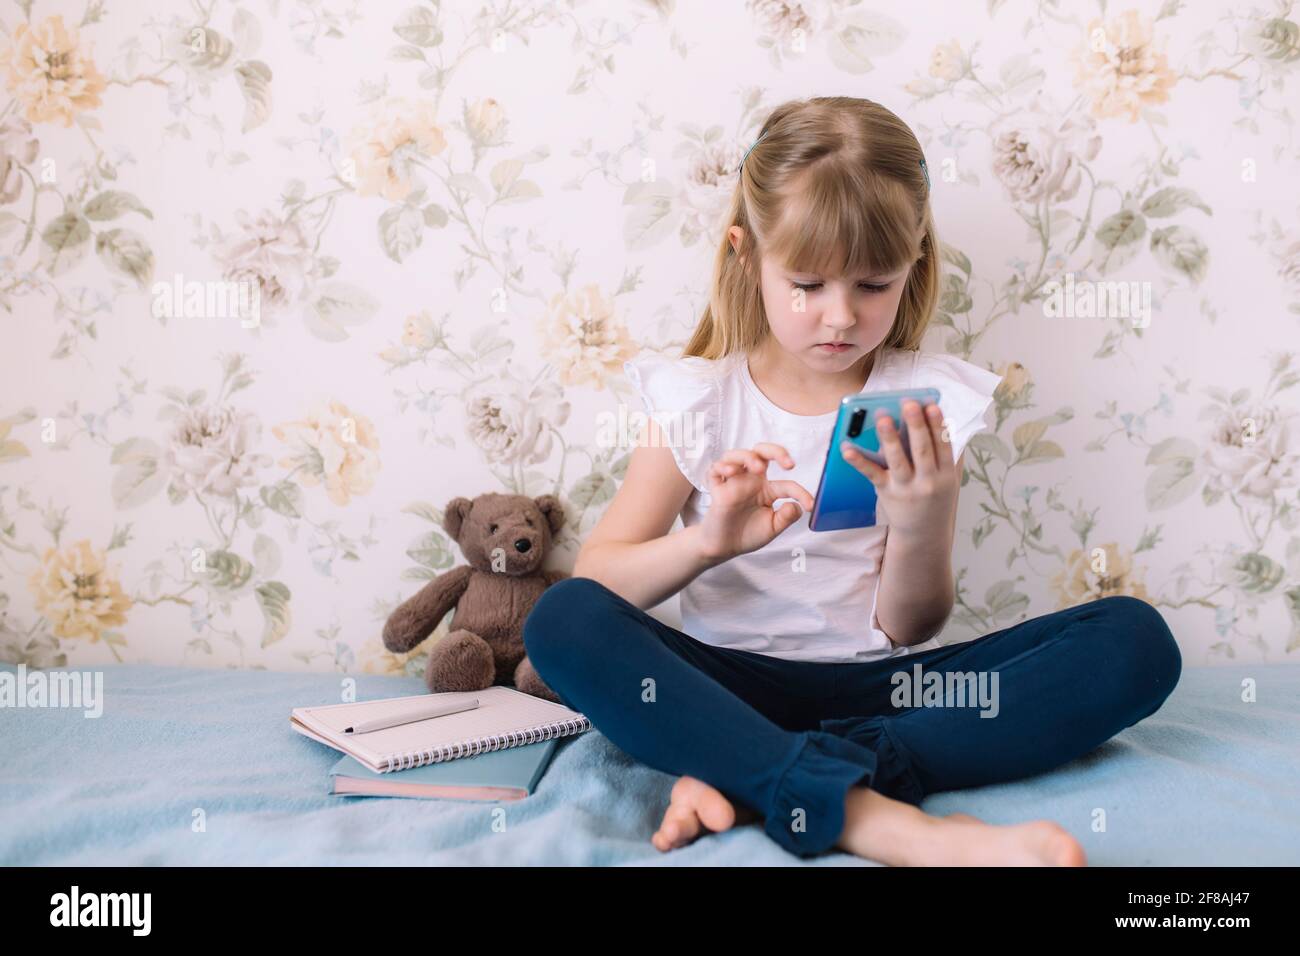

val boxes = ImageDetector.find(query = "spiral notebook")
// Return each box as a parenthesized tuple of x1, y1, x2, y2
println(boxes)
(290, 686, 590, 774)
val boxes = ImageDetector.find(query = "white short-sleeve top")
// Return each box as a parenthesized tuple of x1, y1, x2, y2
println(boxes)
(621, 346, 1004, 663)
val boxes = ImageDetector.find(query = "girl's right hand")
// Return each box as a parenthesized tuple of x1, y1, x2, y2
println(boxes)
(697, 443, 815, 562)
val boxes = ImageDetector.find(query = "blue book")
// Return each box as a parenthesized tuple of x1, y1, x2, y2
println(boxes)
(328, 740, 560, 801)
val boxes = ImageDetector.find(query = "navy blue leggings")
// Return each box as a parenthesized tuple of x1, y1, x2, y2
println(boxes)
(523, 577, 1182, 858)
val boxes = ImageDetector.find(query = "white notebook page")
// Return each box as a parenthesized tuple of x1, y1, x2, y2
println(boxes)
(291, 686, 586, 770)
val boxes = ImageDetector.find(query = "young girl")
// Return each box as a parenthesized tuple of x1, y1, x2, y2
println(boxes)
(523, 96, 1181, 865)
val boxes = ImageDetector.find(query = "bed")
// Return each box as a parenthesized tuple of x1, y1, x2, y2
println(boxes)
(1, 661, 1297, 865)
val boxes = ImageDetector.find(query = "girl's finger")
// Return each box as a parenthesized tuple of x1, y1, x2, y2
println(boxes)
(771, 501, 801, 535)
(904, 400, 937, 475)
(873, 411, 914, 482)
(751, 442, 795, 469)
(718, 448, 766, 474)
(765, 479, 815, 511)
(840, 441, 886, 487)
(709, 460, 746, 483)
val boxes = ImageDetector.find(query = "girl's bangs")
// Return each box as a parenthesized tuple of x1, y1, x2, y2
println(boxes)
(763, 169, 921, 279)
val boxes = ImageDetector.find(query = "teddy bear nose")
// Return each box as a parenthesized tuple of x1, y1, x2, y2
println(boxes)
(514, 538, 531, 553)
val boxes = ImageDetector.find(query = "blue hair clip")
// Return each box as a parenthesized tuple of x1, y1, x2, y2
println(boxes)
(740, 129, 769, 175)
(920, 156, 931, 192)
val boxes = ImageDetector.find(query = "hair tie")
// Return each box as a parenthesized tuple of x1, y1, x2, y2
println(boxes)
(740, 129, 769, 175)
(920, 156, 931, 192)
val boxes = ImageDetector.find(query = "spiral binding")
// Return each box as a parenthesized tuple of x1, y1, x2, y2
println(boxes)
(382, 714, 592, 772)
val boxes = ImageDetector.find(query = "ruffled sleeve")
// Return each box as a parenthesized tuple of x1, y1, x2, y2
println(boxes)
(622, 353, 723, 495)
(911, 352, 1004, 465)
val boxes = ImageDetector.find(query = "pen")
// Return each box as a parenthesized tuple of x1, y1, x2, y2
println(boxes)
(344, 697, 479, 734)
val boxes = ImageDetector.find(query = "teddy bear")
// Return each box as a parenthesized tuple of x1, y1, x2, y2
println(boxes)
(382, 492, 567, 702)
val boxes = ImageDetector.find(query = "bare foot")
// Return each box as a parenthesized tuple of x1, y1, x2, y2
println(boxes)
(651, 775, 760, 852)
(921, 816, 1087, 866)
(837, 786, 1087, 866)
(652, 778, 1086, 865)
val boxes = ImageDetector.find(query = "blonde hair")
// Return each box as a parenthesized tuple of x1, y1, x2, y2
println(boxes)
(684, 96, 939, 362)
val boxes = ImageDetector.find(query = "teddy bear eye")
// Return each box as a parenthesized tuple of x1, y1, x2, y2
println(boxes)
(489, 523, 498, 534)
(525, 518, 533, 527)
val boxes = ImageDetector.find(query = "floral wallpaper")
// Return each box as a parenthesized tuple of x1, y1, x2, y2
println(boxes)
(1, 0, 1298, 678)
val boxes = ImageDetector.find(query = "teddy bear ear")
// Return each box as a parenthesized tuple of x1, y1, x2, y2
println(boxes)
(534, 494, 566, 535)
(442, 497, 474, 541)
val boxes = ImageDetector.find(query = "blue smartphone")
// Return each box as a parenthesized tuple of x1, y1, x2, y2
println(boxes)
(809, 388, 941, 532)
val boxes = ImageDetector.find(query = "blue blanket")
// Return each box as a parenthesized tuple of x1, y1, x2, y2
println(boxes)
(1, 662, 1297, 865)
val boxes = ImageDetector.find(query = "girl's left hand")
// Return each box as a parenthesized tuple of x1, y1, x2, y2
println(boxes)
(839, 400, 958, 537)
